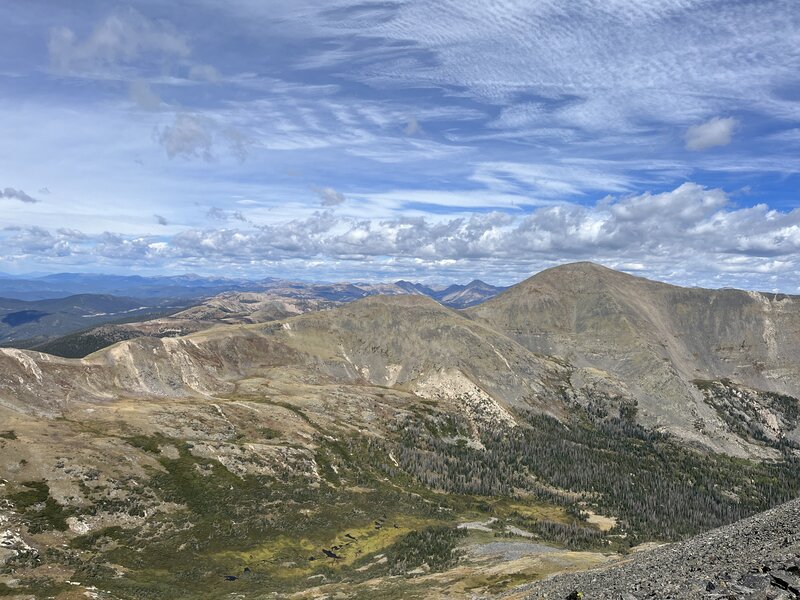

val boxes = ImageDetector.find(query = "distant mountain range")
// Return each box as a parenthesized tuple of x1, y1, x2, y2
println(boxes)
(0, 272, 505, 304)
(0, 274, 506, 352)
(0, 273, 270, 300)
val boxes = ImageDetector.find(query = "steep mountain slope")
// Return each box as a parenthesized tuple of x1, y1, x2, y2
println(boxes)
(468, 262, 800, 455)
(0, 295, 562, 423)
(520, 495, 800, 599)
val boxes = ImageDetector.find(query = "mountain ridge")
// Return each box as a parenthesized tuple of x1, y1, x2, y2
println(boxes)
(468, 261, 800, 456)
(4, 263, 799, 458)
(1, 262, 799, 598)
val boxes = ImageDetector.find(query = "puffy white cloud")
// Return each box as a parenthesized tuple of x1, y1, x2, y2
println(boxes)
(4, 183, 800, 290)
(314, 186, 346, 206)
(685, 117, 739, 151)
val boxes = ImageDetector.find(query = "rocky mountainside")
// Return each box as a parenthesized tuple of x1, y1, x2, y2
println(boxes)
(0, 295, 563, 421)
(519, 495, 800, 599)
(0, 263, 798, 599)
(435, 279, 507, 308)
(468, 262, 800, 456)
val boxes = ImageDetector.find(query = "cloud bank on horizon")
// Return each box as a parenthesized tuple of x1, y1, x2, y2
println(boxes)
(1, 0, 799, 290)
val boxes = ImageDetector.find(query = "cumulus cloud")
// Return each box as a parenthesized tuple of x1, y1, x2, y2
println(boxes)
(158, 114, 214, 161)
(6, 183, 800, 290)
(206, 207, 227, 221)
(1, 188, 38, 203)
(49, 7, 190, 73)
(314, 186, 346, 206)
(685, 117, 739, 151)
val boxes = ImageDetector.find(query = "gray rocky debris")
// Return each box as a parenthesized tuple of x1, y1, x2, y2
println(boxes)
(519, 497, 800, 599)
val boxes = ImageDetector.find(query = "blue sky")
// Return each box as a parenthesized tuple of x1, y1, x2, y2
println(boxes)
(1, 0, 800, 289)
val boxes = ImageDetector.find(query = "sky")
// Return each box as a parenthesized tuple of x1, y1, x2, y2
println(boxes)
(1, 0, 800, 290)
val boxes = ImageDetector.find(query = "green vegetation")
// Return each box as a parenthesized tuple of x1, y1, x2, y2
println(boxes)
(70, 526, 127, 550)
(33, 329, 140, 358)
(63, 436, 456, 598)
(385, 526, 466, 574)
(0, 579, 69, 597)
(126, 434, 163, 454)
(8, 480, 71, 533)
(378, 407, 800, 543)
(9, 395, 800, 599)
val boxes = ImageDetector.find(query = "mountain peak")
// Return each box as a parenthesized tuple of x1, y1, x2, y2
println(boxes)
(537, 261, 622, 277)
(509, 262, 647, 294)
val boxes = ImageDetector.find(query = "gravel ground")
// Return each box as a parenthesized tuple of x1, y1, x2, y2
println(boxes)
(469, 541, 561, 562)
(515, 498, 800, 600)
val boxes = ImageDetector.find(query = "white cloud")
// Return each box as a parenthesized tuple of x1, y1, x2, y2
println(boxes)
(268, 0, 798, 143)
(314, 186, 346, 206)
(470, 161, 633, 198)
(5, 182, 800, 290)
(157, 114, 214, 161)
(684, 117, 739, 151)
(5, 1, 800, 290)
(153, 111, 250, 162)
